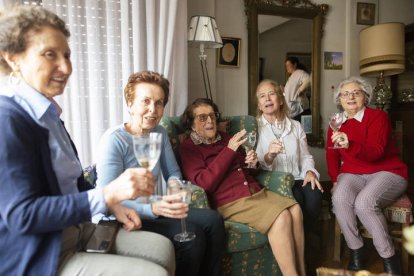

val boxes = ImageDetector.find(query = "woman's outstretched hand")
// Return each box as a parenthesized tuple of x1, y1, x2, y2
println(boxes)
(227, 129, 247, 152)
(303, 170, 324, 192)
(103, 168, 154, 207)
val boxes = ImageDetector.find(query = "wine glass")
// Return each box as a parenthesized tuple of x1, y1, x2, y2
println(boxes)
(328, 112, 345, 149)
(242, 131, 257, 168)
(132, 133, 163, 202)
(167, 179, 196, 242)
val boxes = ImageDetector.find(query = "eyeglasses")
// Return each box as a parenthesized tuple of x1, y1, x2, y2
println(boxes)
(339, 90, 364, 98)
(195, 112, 220, 122)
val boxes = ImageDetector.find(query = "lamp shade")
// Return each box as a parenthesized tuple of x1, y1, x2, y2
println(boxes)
(188, 15, 222, 48)
(359, 22, 405, 77)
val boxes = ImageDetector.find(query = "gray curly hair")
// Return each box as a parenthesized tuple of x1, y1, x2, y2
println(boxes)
(333, 76, 372, 110)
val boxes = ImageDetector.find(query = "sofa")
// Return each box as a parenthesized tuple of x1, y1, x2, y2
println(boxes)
(159, 115, 295, 276)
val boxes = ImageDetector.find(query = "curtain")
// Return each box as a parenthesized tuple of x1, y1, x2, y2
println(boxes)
(42, 0, 188, 165)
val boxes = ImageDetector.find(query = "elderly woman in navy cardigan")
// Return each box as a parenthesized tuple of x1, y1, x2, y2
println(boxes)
(0, 6, 173, 276)
(179, 98, 306, 276)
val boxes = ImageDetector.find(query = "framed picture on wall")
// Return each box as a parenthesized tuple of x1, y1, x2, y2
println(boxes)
(217, 37, 241, 67)
(357, 2, 376, 25)
(324, 51, 343, 70)
(301, 115, 312, 134)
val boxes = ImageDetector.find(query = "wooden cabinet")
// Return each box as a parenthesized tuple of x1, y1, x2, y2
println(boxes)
(388, 104, 414, 200)
(389, 23, 414, 200)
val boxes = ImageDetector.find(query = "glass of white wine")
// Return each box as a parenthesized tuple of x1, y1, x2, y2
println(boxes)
(132, 133, 162, 202)
(167, 179, 196, 242)
(242, 131, 257, 168)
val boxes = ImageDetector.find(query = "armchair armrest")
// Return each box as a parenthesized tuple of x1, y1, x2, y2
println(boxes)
(254, 170, 295, 199)
(190, 185, 210, 209)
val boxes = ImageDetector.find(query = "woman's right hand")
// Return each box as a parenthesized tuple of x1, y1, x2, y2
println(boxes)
(109, 204, 142, 231)
(103, 168, 154, 207)
(151, 194, 189, 219)
(227, 129, 247, 151)
(268, 139, 284, 156)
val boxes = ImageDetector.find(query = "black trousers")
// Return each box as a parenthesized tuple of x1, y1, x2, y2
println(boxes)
(141, 208, 225, 276)
(292, 179, 323, 231)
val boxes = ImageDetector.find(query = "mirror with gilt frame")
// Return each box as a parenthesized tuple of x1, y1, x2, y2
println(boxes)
(244, 0, 329, 147)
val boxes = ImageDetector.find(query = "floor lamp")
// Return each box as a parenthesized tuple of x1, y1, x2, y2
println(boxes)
(188, 15, 223, 101)
(360, 22, 405, 110)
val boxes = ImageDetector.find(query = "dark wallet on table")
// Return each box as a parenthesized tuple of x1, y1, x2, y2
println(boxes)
(85, 220, 120, 253)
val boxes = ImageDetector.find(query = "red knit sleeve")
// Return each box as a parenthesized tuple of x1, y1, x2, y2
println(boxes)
(179, 136, 238, 193)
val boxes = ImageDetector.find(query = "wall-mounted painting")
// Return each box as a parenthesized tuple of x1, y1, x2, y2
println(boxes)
(217, 37, 241, 67)
(357, 2, 376, 25)
(324, 52, 343, 70)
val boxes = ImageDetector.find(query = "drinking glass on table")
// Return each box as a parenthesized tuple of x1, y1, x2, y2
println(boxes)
(328, 112, 345, 149)
(132, 133, 163, 202)
(167, 179, 196, 242)
(242, 131, 257, 168)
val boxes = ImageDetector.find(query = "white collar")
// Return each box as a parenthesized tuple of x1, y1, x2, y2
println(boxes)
(344, 107, 365, 122)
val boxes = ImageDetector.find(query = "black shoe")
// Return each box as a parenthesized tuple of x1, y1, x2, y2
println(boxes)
(383, 254, 402, 275)
(348, 246, 365, 271)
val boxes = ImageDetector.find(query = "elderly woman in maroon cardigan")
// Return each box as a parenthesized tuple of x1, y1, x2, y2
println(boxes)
(179, 98, 306, 276)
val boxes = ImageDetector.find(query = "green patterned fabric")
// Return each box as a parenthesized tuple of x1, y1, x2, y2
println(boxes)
(159, 115, 295, 276)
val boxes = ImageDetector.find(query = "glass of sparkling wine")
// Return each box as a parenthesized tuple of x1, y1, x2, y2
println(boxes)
(168, 179, 196, 242)
(242, 131, 257, 168)
(132, 133, 162, 202)
(328, 112, 345, 149)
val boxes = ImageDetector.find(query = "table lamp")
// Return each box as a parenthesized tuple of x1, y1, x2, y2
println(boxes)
(188, 15, 223, 100)
(359, 22, 405, 109)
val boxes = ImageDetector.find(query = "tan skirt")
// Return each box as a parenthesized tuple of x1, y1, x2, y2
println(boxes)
(217, 189, 297, 235)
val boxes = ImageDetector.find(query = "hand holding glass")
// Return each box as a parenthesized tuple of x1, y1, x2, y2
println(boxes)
(167, 179, 196, 242)
(132, 133, 163, 202)
(328, 113, 345, 149)
(242, 131, 257, 168)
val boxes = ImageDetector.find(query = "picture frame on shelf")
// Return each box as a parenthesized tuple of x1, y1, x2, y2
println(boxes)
(356, 2, 376, 25)
(301, 115, 312, 134)
(217, 37, 241, 67)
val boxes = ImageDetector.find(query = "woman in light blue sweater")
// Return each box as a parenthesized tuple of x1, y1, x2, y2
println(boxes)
(96, 71, 225, 276)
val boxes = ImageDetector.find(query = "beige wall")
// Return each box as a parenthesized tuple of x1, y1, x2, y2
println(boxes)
(188, 0, 414, 180)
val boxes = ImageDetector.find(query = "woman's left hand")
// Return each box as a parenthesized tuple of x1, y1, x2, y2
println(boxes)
(109, 203, 142, 231)
(245, 149, 258, 167)
(331, 131, 349, 149)
(303, 171, 324, 192)
(151, 194, 189, 219)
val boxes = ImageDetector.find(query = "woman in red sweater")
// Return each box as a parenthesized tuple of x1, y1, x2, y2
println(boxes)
(326, 76, 408, 275)
(179, 98, 306, 276)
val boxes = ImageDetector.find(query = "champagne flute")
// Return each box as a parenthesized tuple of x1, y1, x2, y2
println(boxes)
(132, 133, 163, 202)
(167, 179, 196, 242)
(328, 112, 345, 149)
(242, 131, 257, 168)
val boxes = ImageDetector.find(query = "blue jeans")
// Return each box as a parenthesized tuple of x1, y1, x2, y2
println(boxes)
(141, 208, 225, 276)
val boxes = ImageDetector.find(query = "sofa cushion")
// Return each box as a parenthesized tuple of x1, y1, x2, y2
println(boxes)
(225, 221, 269, 253)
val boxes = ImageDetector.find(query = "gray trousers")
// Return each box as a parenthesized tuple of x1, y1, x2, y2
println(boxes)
(332, 171, 407, 258)
(58, 223, 175, 276)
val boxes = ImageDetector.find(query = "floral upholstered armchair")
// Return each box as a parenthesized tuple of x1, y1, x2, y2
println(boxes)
(159, 115, 295, 276)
